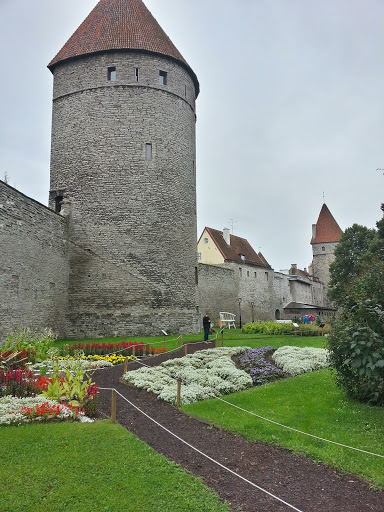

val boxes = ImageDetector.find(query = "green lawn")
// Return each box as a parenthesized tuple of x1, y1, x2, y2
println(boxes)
(53, 330, 327, 351)
(183, 369, 384, 487)
(0, 421, 229, 512)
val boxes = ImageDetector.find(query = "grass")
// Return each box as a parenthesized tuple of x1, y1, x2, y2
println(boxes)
(0, 420, 230, 512)
(182, 369, 384, 487)
(53, 330, 327, 351)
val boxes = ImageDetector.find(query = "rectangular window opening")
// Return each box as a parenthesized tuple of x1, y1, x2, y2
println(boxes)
(108, 67, 116, 81)
(195, 267, 198, 285)
(159, 70, 167, 85)
(145, 143, 152, 161)
(135, 68, 139, 82)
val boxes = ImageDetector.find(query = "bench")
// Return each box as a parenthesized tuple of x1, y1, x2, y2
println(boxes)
(219, 312, 236, 329)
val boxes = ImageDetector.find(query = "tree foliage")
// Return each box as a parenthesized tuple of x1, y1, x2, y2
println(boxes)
(328, 204, 384, 405)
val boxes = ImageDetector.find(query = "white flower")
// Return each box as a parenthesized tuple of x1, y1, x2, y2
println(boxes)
(122, 346, 252, 405)
(272, 346, 330, 376)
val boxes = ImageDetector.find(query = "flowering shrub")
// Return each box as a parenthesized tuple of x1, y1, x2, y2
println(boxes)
(272, 346, 330, 376)
(0, 396, 88, 426)
(122, 347, 252, 405)
(238, 347, 284, 385)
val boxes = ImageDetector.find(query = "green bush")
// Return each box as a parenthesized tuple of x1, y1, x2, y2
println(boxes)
(242, 321, 327, 336)
(328, 301, 384, 405)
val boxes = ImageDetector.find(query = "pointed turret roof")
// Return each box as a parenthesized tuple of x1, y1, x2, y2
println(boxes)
(311, 204, 343, 244)
(48, 0, 199, 95)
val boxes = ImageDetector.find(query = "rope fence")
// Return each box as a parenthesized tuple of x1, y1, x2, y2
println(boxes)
(98, 386, 304, 512)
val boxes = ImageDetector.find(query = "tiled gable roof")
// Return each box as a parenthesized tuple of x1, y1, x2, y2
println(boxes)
(206, 227, 271, 268)
(311, 204, 343, 244)
(48, 0, 199, 95)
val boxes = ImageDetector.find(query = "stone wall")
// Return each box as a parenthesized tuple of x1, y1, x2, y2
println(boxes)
(198, 262, 274, 326)
(0, 181, 69, 341)
(312, 241, 338, 301)
(272, 272, 291, 319)
(49, 51, 200, 337)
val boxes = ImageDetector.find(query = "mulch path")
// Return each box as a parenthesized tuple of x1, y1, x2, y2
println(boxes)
(92, 342, 383, 512)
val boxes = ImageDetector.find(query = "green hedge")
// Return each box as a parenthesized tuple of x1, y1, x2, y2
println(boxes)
(242, 321, 328, 336)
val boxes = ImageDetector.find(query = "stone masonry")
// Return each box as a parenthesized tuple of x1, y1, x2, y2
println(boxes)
(49, 50, 200, 337)
(0, 182, 69, 339)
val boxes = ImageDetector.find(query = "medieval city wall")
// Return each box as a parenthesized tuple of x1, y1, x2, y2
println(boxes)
(272, 272, 291, 319)
(198, 262, 275, 326)
(0, 181, 69, 341)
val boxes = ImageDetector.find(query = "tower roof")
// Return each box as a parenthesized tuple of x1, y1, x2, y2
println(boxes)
(311, 204, 343, 244)
(48, 0, 199, 95)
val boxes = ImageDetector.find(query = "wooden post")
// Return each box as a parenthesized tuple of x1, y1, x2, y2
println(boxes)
(215, 334, 218, 348)
(221, 331, 224, 347)
(123, 357, 128, 374)
(146, 343, 149, 355)
(177, 379, 181, 409)
(111, 389, 116, 423)
(184, 343, 187, 356)
(133, 345, 136, 357)
(163, 335, 166, 349)
(176, 338, 178, 350)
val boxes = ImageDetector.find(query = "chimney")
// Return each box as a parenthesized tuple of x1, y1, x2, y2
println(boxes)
(312, 224, 317, 240)
(223, 227, 230, 245)
(289, 264, 297, 276)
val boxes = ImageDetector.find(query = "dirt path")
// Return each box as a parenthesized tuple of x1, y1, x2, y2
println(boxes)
(92, 342, 383, 512)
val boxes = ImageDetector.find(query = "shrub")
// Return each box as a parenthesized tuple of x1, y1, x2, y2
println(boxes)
(328, 301, 384, 405)
(242, 321, 327, 336)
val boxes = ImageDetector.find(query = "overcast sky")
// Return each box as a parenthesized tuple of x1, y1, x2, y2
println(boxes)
(1, 0, 383, 271)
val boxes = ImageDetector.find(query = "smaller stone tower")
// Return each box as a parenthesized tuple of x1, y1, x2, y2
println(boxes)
(311, 204, 343, 293)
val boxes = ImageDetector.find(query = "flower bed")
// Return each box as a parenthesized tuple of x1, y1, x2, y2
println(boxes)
(1, 359, 99, 424)
(0, 367, 37, 398)
(122, 347, 252, 405)
(0, 396, 89, 426)
(238, 347, 284, 385)
(272, 346, 330, 376)
(59, 341, 165, 357)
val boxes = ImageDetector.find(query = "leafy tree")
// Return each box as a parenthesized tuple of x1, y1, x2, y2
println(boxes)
(328, 204, 384, 405)
(328, 224, 377, 308)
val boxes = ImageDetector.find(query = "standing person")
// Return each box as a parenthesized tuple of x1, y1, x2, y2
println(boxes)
(203, 313, 211, 343)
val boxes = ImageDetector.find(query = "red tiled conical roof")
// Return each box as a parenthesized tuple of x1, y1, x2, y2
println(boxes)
(48, 0, 199, 94)
(311, 204, 343, 244)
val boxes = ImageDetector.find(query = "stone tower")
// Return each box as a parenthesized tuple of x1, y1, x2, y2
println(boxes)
(48, 0, 200, 337)
(311, 204, 343, 293)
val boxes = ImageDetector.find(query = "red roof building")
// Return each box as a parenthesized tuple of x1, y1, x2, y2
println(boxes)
(311, 204, 343, 245)
(48, 0, 199, 95)
(198, 227, 271, 269)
